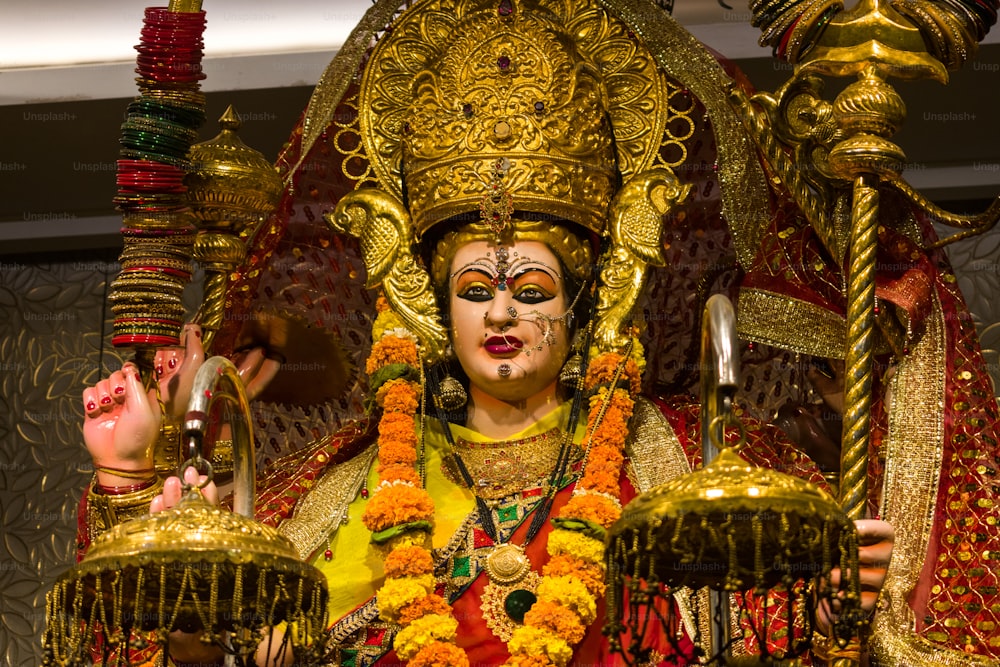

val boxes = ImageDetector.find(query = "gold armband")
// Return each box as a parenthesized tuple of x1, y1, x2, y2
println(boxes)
(86, 475, 164, 544)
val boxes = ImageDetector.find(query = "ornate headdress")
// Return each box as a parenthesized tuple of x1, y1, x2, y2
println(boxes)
(328, 0, 693, 359)
(394, 3, 617, 237)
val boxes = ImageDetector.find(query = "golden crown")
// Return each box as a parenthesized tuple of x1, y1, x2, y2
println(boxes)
(401, 3, 617, 236)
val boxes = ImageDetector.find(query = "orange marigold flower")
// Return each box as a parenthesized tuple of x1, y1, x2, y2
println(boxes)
(583, 445, 624, 476)
(561, 494, 621, 529)
(410, 640, 470, 667)
(579, 468, 620, 496)
(397, 594, 453, 627)
(503, 655, 556, 667)
(380, 379, 420, 414)
(376, 463, 422, 485)
(523, 599, 586, 645)
(584, 353, 622, 390)
(362, 485, 434, 532)
(584, 354, 642, 395)
(379, 438, 418, 467)
(542, 555, 606, 598)
(366, 335, 419, 374)
(385, 546, 435, 579)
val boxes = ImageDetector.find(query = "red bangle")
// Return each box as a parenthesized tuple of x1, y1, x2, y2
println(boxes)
(96, 478, 157, 496)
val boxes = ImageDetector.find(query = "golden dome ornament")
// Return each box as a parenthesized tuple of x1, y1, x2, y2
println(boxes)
(605, 296, 863, 665)
(43, 358, 329, 666)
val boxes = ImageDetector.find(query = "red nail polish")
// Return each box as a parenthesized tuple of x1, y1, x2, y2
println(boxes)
(113, 386, 125, 395)
(86, 401, 97, 411)
(168, 358, 177, 369)
(100, 396, 112, 405)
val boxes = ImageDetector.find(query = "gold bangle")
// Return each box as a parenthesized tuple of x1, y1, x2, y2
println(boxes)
(95, 466, 156, 480)
(86, 474, 164, 545)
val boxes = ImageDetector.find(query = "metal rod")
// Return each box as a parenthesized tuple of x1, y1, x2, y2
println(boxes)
(182, 356, 256, 518)
(699, 294, 740, 660)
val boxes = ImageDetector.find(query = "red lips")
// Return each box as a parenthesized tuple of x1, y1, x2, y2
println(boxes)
(484, 336, 523, 355)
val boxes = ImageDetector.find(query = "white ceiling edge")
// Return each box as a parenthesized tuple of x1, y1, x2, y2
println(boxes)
(1, 22, 776, 107)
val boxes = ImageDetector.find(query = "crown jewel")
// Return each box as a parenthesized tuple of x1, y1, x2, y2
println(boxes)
(399, 1, 618, 237)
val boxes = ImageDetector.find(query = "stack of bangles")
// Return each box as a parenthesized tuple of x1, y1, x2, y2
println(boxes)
(110, 6, 207, 348)
(87, 466, 164, 544)
(95, 466, 158, 495)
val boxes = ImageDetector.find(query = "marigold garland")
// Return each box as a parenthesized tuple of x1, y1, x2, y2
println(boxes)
(522, 600, 587, 645)
(504, 655, 557, 667)
(367, 335, 420, 374)
(394, 614, 460, 661)
(560, 493, 621, 529)
(536, 575, 599, 626)
(507, 626, 574, 666)
(398, 594, 453, 626)
(378, 575, 436, 622)
(545, 530, 606, 565)
(362, 483, 435, 532)
(384, 544, 436, 579)
(505, 345, 640, 666)
(363, 296, 470, 667)
(409, 640, 470, 667)
(542, 555, 605, 597)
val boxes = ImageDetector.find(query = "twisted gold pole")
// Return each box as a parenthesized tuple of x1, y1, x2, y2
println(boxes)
(840, 176, 879, 520)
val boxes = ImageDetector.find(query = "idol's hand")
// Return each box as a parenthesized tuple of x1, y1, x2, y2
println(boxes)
(149, 465, 219, 513)
(82, 362, 160, 486)
(154, 323, 206, 420)
(817, 519, 894, 635)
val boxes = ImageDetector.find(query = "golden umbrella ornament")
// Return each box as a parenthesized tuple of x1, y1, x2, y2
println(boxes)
(43, 358, 328, 666)
(605, 296, 862, 665)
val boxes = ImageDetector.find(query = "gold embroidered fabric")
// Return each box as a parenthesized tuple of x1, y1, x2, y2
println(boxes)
(277, 444, 377, 559)
(446, 427, 571, 500)
(738, 288, 847, 359)
(870, 297, 996, 666)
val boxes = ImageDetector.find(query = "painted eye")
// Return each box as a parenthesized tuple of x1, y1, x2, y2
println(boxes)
(458, 284, 493, 302)
(514, 286, 553, 304)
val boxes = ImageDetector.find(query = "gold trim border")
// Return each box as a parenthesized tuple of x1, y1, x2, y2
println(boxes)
(870, 296, 997, 666)
(737, 288, 846, 359)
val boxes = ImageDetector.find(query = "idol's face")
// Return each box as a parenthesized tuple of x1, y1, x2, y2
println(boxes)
(448, 240, 572, 404)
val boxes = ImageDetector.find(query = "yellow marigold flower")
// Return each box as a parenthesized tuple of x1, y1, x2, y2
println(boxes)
(546, 529, 605, 564)
(507, 626, 573, 666)
(536, 576, 597, 626)
(372, 307, 406, 341)
(393, 613, 459, 661)
(377, 574, 435, 622)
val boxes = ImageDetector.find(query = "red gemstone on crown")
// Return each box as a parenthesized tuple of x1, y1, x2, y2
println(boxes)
(498, 55, 511, 71)
(498, 0, 514, 17)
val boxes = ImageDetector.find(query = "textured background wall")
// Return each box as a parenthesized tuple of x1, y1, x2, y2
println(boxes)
(0, 251, 126, 665)
(2, 229, 999, 663)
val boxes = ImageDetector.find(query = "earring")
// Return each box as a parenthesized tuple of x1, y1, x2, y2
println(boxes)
(433, 346, 467, 412)
(559, 331, 585, 390)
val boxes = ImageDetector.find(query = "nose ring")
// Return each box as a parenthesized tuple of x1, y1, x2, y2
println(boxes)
(506, 306, 518, 320)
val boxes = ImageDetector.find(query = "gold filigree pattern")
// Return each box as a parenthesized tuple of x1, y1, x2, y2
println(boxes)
(359, 0, 670, 236)
(596, 168, 690, 351)
(326, 188, 448, 362)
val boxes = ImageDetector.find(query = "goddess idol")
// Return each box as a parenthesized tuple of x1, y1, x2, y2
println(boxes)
(64, 0, 1000, 664)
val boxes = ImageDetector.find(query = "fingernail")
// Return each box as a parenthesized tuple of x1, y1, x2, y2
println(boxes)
(156, 365, 164, 377)
(113, 386, 125, 395)
(168, 357, 177, 369)
(86, 401, 97, 411)
(100, 396, 112, 405)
